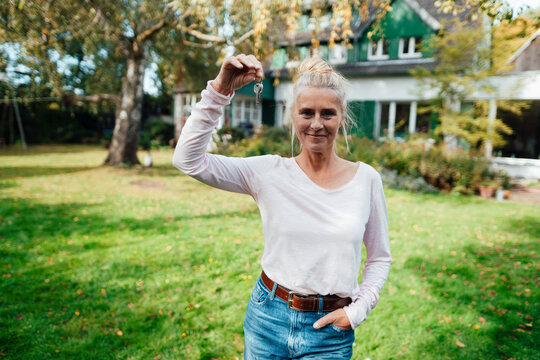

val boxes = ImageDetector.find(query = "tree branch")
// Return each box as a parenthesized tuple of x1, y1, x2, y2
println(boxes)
(62, 93, 120, 107)
(177, 26, 226, 43)
(231, 29, 255, 45)
(83, 0, 124, 40)
(136, 2, 176, 43)
(182, 39, 214, 48)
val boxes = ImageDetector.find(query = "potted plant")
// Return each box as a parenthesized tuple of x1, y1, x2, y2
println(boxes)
(502, 177, 512, 199)
(478, 179, 500, 199)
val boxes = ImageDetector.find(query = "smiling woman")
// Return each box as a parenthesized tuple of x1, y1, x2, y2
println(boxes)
(172, 54, 391, 359)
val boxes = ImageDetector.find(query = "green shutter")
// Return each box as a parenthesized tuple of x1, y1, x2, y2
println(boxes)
(299, 15, 309, 32)
(320, 45, 329, 61)
(272, 49, 286, 68)
(348, 101, 376, 138)
(347, 43, 356, 62)
(299, 46, 309, 60)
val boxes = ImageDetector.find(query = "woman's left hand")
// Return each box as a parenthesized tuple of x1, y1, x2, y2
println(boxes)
(313, 308, 352, 330)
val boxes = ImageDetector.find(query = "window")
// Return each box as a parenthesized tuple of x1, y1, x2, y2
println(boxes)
(367, 39, 389, 60)
(398, 36, 423, 58)
(232, 98, 261, 127)
(329, 44, 348, 65)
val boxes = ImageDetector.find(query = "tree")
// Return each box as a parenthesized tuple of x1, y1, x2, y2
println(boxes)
(410, 12, 534, 155)
(0, 0, 249, 165)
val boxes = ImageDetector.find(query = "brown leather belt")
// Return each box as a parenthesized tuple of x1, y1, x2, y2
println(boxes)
(260, 271, 352, 312)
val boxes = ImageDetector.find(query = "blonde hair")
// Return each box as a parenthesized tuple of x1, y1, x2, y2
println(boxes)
(286, 56, 352, 155)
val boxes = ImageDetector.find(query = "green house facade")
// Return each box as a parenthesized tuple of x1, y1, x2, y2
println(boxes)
(216, 0, 540, 162)
(227, 0, 446, 141)
(269, 0, 444, 140)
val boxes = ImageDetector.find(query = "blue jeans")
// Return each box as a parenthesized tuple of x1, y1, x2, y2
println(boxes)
(243, 276, 355, 359)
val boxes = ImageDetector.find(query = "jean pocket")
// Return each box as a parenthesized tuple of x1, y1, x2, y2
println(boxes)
(330, 323, 353, 333)
(250, 278, 271, 306)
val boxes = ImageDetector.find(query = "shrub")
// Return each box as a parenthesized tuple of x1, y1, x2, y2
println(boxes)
(214, 127, 496, 194)
(140, 117, 174, 149)
(214, 126, 291, 157)
(341, 137, 493, 193)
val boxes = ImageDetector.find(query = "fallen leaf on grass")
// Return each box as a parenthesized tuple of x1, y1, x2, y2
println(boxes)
(456, 340, 466, 348)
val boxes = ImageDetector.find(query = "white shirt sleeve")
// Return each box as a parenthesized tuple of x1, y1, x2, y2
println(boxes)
(343, 171, 392, 329)
(172, 81, 266, 198)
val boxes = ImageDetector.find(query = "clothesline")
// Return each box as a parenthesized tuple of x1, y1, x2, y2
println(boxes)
(0, 96, 60, 104)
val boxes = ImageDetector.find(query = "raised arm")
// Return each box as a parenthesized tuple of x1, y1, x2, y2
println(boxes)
(343, 172, 392, 329)
(172, 55, 266, 195)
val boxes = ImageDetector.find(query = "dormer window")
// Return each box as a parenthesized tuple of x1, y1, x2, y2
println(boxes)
(398, 36, 423, 58)
(368, 39, 389, 60)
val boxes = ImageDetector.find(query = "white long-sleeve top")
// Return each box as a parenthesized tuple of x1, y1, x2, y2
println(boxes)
(172, 82, 392, 329)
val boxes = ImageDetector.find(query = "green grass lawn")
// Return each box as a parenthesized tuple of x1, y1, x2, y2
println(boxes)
(0, 145, 538, 360)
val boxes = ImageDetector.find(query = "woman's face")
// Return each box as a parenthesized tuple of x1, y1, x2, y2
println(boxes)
(293, 87, 343, 154)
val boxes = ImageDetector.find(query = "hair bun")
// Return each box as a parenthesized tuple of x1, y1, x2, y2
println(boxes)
(296, 56, 333, 77)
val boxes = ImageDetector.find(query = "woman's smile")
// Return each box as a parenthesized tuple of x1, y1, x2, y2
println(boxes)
(307, 133, 327, 138)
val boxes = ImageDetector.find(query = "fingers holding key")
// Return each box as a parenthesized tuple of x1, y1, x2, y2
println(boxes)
(246, 54, 264, 79)
(212, 54, 263, 95)
(232, 54, 263, 82)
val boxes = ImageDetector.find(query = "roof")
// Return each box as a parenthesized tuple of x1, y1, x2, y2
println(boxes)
(506, 28, 540, 65)
(401, 0, 441, 30)
(281, 0, 454, 46)
(270, 57, 436, 78)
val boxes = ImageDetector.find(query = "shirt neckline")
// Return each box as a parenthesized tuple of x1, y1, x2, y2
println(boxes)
(290, 157, 361, 193)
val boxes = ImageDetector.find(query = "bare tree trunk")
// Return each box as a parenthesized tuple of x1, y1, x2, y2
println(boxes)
(105, 44, 146, 166)
(124, 47, 147, 164)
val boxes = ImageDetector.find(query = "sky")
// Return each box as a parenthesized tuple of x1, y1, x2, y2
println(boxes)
(506, 0, 540, 9)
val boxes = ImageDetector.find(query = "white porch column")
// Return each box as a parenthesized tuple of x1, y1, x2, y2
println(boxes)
(443, 98, 461, 147)
(275, 102, 284, 127)
(173, 92, 184, 140)
(388, 101, 396, 139)
(373, 101, 382, 140)
(485, 99, 497, 158)
(409, 101, 417, 134)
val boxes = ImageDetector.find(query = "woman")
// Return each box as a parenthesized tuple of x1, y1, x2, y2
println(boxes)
(172, 54, 391, 359)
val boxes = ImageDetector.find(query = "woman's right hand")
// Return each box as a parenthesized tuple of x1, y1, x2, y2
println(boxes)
(211, 54, 263, 96)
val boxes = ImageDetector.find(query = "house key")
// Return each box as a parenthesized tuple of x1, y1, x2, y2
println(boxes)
(254, 82, 263, 105)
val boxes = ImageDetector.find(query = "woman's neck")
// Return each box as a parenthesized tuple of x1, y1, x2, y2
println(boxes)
(295, 150, 340, 174)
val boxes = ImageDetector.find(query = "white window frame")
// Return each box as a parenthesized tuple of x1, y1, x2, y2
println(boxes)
(398, 36, 423, 59)
(232, 96, 262, 127)
(329, 44, 348, 65)
(367, 39, 389, 60)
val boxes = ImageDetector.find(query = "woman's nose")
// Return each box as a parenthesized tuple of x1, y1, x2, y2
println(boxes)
(310, 116, 323, 130)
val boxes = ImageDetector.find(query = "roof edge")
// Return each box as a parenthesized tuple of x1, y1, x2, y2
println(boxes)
(401, 0, 441, 31)
(506, 28, 540, 65)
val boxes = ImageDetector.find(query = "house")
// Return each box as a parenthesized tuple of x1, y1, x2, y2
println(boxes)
(229, 0, 458, 140)
(269, 0, 451, 141)
(173, 0, 540, 167)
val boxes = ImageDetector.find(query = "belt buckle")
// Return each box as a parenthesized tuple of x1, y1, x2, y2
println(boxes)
(287, 291, 308, 311)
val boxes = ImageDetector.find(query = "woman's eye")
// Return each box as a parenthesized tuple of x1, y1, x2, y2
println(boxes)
(321, 110, 336, 117)
(300, 109, 313, 116)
